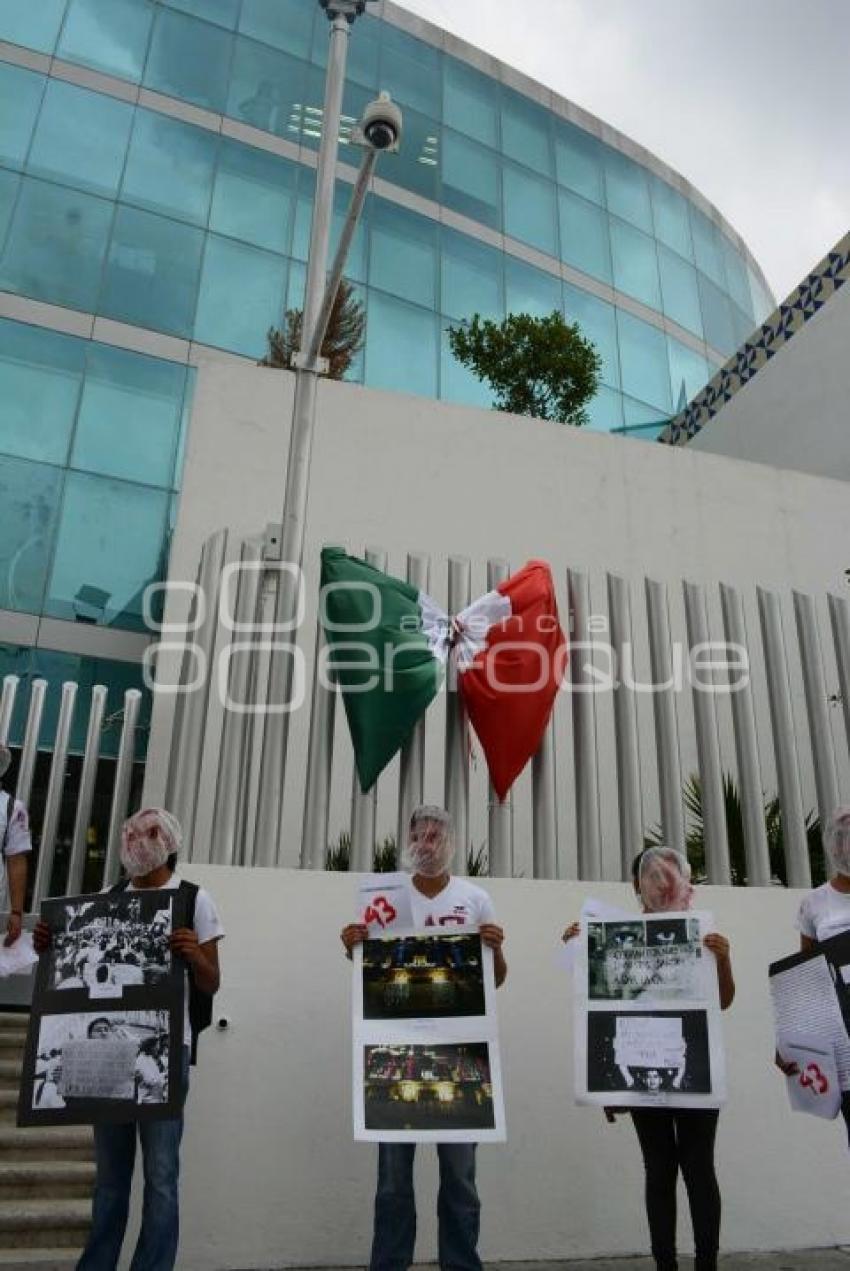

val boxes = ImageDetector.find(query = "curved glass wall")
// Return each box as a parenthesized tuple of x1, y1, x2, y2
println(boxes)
(0, 0, 774, 642)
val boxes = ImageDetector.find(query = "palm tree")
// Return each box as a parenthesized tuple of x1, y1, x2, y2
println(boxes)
(646, 772, 824, 886)
(260, 278, 365, 380)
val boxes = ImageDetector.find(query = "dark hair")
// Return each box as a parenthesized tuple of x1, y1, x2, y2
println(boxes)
(631, 848, 649, 885)
(87, 1017, 111, 1037)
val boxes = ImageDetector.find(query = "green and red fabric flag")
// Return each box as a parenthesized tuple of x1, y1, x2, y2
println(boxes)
(320, 548, 567, 799)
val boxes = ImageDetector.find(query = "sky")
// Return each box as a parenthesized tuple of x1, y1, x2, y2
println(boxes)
(395, 0, 849, 301)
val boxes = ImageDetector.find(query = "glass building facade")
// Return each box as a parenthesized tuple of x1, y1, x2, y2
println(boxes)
(0, 0, 774, 725)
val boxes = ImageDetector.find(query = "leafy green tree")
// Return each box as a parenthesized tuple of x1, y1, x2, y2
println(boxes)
(447, 310, 602, 426)
(645, 772, 824, 886)
(261, 278, 365, 380)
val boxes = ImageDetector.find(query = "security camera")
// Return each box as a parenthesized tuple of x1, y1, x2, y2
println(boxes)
(354, 93, 403, 154)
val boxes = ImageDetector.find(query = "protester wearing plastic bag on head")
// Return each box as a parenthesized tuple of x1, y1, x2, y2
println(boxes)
(34, 807, 224, 1271)
(0, 743, 32, 947)
(562, 846, 734, 1271)
(777, 806, 850, 1138)
(341, 805, 506, 1271)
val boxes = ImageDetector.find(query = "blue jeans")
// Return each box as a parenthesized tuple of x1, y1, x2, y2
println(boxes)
(76, 1050, 189, 1271)
(369, 1142, 481, 1271)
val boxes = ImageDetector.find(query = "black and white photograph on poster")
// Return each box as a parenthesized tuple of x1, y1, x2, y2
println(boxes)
(45, 893, 173, 998)
(23, 1010, 178, 1122)
(361, 933, 486, 1020)
(362, 1043, 497, 1133)
(587, 917, 705, 1002)
(586, 1010, 712, 1095)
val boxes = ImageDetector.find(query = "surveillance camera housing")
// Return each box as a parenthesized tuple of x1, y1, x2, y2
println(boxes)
(319, 0, 376, 20)
(353, 93, 403, 154)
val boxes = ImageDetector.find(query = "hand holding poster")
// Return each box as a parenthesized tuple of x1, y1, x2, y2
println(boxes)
(777, 1033, 841, 1121)
(769, 932, 850, 1092)
(573, 908, 726, 1108)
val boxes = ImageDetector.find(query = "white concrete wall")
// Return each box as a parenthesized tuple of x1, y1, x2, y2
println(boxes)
(144, 368, 850, 877)
(123, 867, 850, 1269)
(691, 280, 850, 480)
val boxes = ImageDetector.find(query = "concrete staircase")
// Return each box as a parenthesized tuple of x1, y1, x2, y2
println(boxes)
(0, 1013, 93, 1270)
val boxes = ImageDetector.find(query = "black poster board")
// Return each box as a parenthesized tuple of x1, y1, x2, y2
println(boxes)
(18, 889, 187, 1126)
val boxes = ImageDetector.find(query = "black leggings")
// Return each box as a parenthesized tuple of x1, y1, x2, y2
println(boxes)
(630, 1108, 721, 1271)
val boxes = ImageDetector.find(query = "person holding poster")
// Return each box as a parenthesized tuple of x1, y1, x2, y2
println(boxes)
(564, 847, 734, 1271)
(340, 805, 506, 1271)
(34, 808, 224, 1271)
(776, 806, 850, 1138)
(0, 742, 32, 947)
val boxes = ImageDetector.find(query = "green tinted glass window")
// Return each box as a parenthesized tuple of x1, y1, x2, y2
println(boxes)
(441, 130, 501, 230)
(0, 178, 112, 312)
(162, 0, 240, 29)
(555, 122, 605, 206)
(563, 283, 619, 389)
(0, 320, 85, 466)
(443, 57, 499, 149)
(616, 310, 671, 412)
(121, 109, 218, 226)
(440, 327, 493, 410)
(27, 79, 133, 198)
(658, 246, 703, 338)
(610, 218, 660, 309)
(690, 207, 725, 287)
(505, 257, 561, 319)
(0, 169, 19, 246)
(501, 88, 553, 177)
(210, 138, 296, 255)
(241, 0, 315, 60)
(365, 293, 437, 399)
(373, 104, 439, 203)
(57, 0, 156, 83)
(0, 455, 63, 615)
(227, 36, 307, 142)
(194, 235, 288, 358)
(144, 7, 233, 112)
(71, 344, 186, 486)
(0, 63, 45, 170)
(369, 202, 437, 308)
(100, 205, 205, 338)
(650, 177, 693, 261)
(297, 62, 372, 155)
(558, 189, 612, 284)
(721, 237, 752, 314)
(291, 171, 368, 283)
(378, 24, 439, 117)
(0, 0, 67, 53)
(46, 472, 169, 629)
(585, 384, 623, 431)
(698, 273, 735, 356)
(311, 9, 378, 89)
(440, 229, 504, 324)
(604, 150, 652, 233)
(667, 337, 709, 410)
(503, 163, 556, 256)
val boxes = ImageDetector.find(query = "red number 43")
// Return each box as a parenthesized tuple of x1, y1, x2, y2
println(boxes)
(364, 896, 397, 928)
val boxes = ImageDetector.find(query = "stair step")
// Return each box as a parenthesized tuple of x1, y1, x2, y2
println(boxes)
(0, 1028, 27, 1049)
(0, 1160, 95, 1200)
(0, 1089, 18, 1124)
(0, 1057, 22, 1082)
(0, 1014, 30, 1030)
(0, 1128, 93, 1162)
(0, 1199, 90, 1248)
(0, 1249, 80, 1270)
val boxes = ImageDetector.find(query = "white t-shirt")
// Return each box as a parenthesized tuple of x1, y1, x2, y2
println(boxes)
(796, 882, 850, 945)
(407, 876, 497, 929)
(124, 874, 224, 1046)
(0, 791, 32, 911)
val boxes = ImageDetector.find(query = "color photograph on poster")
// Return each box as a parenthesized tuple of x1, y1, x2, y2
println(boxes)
(19, 889, 186, 1126)
(587, 917, 705, 1003)
(574, 908, 726, 1109)
(352, 923, 506, 1142)
(362, 1042, 496, 1132)
(361, 932, 485, 1020)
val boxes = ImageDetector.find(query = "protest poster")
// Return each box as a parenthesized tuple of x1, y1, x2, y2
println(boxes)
(574, 909, 726, 1108)
(352, 926, 506, 1142)
(770, 931, 850, 1092)
(18, 890, 186, 1126)
(776, 1033, 841, 1121)
(356, 872, 414, 931)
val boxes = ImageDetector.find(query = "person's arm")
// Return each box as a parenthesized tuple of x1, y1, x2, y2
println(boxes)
(479, 923, 507, 987)
(170, 930, 221, 994)
(703, 932, 735, 1009)
(340, 923, 369, 960)
(4, 853, 27, 946)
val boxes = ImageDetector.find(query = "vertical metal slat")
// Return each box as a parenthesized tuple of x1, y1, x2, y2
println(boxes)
(32, 682, 77, 905)
(16, 679, 47, 810)
(486, 559, 513, 878)
(607, 574, 643, 879)
(719, 585, 771, 886)
(66, 685, 107, 897)
(568, 569, 602, 880)
(397, 552, 430, 853)
(0, 675, 18, 744)
(794, 591, 840, 839)
(683, 582, 731, 883)
(828, 593, 850, 759)
(103, 690, 143, 887)
(350, 547, 386, 872)
(758, 588, 810, 888)
(646, 578, 685, 853)
(445, 556, 471, 876)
